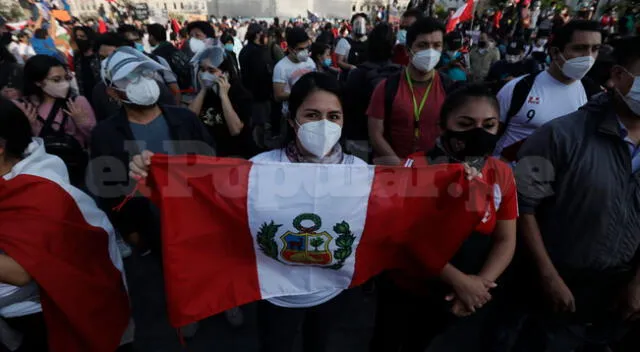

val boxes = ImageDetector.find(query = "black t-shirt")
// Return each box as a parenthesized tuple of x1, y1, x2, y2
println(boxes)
(198, 84, 256, 158)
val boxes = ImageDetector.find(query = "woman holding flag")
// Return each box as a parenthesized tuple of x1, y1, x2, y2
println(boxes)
(374, 84, 517, 351)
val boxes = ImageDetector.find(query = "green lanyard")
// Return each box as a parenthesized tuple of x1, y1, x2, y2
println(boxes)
(405, 69, 433, 139)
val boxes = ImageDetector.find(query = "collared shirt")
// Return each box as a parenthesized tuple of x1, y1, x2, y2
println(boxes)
(617, 118, 640, 173)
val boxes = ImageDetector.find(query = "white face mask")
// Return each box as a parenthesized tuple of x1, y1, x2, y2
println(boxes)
(118, 76, 161, 106)
(42, 81, 70, 99)
(296, 49, 309, 63)
(200, 72, 218, 88)
(620, 68, 640, 116)
(190, 37, 206, 53)
(295, 119, 342, 158)
(411, 49, 441, 73)
(558, 54, 596, 80)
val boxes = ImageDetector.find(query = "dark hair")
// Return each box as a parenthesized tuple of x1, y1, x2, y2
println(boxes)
(311, 42, 330, 62)
(94, 33, 133, 52)
(611, 36, 640, 68)
(147, 23, 167, 42)
(549, 20, 601, 51)
(324, 23, 333, 31)
(351, 13, 369, 24)
(34, 28, 48, 39)
(0, 46, 16, 64)
(23, 55, 67, 98)
(286, 27, 309, 48)
(406, 17, 445, 50)
(220, 33, 234, 45)
(402, 8, 424, 21)
(72, 26, 95, 41)
(282, 72, 343, 146)
(246, 23, 264, 42)
(439, 84, 499, 129)
(117, 24, 141, 38)
(17, 32, 29, 40)
(367, 23, 394, 62)
(187, 21, 216, 39)
(445, 31, 463, 50)
(0, 99, 33, 159)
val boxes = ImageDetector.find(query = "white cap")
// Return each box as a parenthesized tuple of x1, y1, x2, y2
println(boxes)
(101, 46, 168, 85)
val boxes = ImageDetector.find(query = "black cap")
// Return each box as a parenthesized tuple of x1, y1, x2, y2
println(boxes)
(506, 40, 525, 55)
(286, 27, 310, 48)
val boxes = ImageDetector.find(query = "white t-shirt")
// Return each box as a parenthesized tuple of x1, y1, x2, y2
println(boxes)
(495, 70, 588, 156)
(272, 56, 316, 115)
(250, 148, 366, 308)
(8, 42, 35, 65)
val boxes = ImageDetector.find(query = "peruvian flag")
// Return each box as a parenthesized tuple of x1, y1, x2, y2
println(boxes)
(446, 0, 475, 33)
(146, 155, 492, 327)
(0, 142, 130, 351)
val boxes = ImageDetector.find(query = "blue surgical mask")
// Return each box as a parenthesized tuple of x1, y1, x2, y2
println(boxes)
(224, 43, 234, 52)
(135, 42, 145, 53)
(322, 58, 332, 67)
(396, 29, 407, 45)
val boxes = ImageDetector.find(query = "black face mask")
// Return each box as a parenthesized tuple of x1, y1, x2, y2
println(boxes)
(442, 128, 499, 162)
(76, 39, 92, 53)
(478, 41, 487, 49)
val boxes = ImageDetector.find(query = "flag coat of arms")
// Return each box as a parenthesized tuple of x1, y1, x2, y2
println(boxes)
(0, 140, 130, 352)
(147, 155, 493, 327)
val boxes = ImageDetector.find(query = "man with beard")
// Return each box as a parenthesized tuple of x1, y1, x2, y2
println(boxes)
(88, 47, 215, 351)
(72, 26, 101, 102)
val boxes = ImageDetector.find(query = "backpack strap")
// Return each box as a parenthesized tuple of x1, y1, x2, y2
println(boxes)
(38, 98, 67, 137)
(383, 71, 402, 142)
(502, 72, 540, 134)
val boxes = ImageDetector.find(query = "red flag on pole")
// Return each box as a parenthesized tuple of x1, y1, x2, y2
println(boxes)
(446, 0, 475, 33)
(146, 155, 492, 327)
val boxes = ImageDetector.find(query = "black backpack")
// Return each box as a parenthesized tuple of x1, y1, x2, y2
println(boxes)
(343, 62, 402, 141)
(166, 50, 194, 91)
(153, 46, 193, 91)
(37, 98, 88, 185)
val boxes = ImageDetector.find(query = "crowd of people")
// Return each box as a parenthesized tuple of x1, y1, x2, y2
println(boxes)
(1, 0, 640, 351)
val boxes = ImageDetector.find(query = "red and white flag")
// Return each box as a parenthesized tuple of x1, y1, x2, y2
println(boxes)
(146, 155, 492, 327)
(446, 0, 475, 33)
(0, 140, 130, 352)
